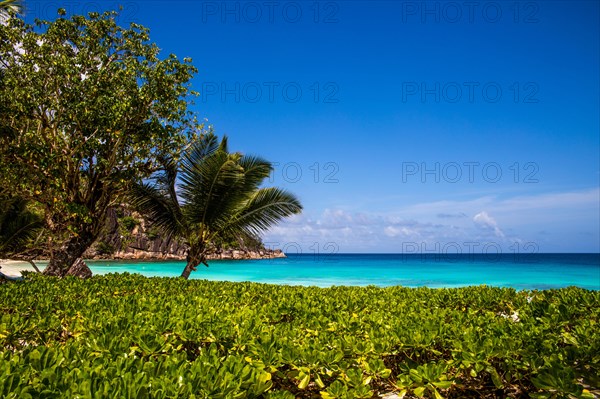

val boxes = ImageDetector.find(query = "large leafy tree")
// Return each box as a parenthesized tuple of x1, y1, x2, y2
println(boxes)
(0, 10, 198, 276)
(130, 133, 302, 279)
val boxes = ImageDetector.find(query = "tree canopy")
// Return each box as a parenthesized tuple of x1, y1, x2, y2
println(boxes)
(0, 9, 198, 275)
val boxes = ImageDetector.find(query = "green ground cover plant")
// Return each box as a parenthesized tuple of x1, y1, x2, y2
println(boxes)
(1, 274, 598, 398)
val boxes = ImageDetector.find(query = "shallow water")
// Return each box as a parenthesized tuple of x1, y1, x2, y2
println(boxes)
(78, 253, 600, 290)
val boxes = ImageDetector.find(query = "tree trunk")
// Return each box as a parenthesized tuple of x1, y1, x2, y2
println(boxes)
(27, 260, 40, 273)
(43, 231, 96, 277)
(180, 249, 207, 279)
(65, 258, 93, 279)
(180, 260, 196, 279)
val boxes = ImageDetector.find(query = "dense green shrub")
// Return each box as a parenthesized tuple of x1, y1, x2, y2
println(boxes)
(119, 216, 140, 231)
(1, 275, 598, 398)
(95, 241, 116, 255)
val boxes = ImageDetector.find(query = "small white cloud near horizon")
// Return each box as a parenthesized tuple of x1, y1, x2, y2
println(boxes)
(473, 211, 505, 238)
(383, 226, 418, 238)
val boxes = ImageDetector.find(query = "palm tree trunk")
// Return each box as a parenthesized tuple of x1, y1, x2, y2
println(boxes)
(180, 249, 206, 279)
(27, 259, 40, 273)
(180, 260, 196, 279)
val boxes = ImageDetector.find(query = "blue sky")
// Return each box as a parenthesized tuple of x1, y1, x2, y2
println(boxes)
(26, 1, 600, 253)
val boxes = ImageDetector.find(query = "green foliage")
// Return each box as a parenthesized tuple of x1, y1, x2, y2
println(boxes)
(0, 9, 198, 273)
(119, 216, 140, 231)
(115, 216, 140, 250)
(95, 241, 115, 255)
(1, 276, 598, 398)
(395, 362, 453, 399)
(0, 195, 43, 258)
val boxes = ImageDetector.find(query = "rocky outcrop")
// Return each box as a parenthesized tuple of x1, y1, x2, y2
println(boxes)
(84, 207, 285, 261)
(88, 248, 286, 261)
(206, 248, 286, 260)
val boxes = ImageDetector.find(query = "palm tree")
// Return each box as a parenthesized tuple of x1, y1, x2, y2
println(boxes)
(0, 194, 43, 260)
(130, 133, 302, 279)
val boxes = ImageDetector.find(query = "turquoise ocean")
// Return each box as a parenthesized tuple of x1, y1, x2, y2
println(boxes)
(79, 254, 599, 290)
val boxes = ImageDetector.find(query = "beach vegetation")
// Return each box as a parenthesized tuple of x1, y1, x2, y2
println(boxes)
(0, 275, 598, 398)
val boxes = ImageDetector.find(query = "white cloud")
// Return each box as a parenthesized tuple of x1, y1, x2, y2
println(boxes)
(473, 211, 505, 238)
(383, 226, 418, 238)
(264, 188, 599, 253)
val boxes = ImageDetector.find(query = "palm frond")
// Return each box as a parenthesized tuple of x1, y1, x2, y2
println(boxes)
(202, 155, 274, 235)
(154, 154, 178, 190)
(0, 195, 44, 256)
(215, 187, 302, 239)
(179, 140, 246, 229)
(179, 132, 220, 176)
(129, 181, 184, 238)
(237, 155, 273, 192)
(153, 154, 181, 217)
(218, 135, 229, 153)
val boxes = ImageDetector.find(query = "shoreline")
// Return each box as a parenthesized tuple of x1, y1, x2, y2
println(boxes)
(1, 248, 287, 277)
(0, 260, 39, 277)
(89, 248, 286, 261)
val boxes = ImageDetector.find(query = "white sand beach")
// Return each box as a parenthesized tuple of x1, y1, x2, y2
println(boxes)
(0, 260, 41, 277)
